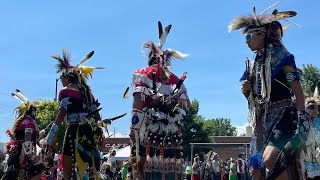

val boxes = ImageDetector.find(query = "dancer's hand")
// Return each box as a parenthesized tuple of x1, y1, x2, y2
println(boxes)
(241, 80, 251, 95)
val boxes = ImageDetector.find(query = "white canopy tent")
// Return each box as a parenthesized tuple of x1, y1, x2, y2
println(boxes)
(114, 145, 130, 160)
(103, 146, 130, 161)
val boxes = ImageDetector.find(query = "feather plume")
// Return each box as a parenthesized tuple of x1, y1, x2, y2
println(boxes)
(123, 87, 130, 98)
(80, 66, 103, 79)
(260, 1, 280, 15)
(77, 51, 94, 66)
(141, 41, 157, 58)
(282, 24, 290, 32)
(272, 9, 278, 15)
(52, 49, 72, 73)
(228, 15, 258, 32)
(159, 23, 172, 49)
(284, 19, 302, 28)
(253, 7, 260, 25)
(158, 21, 163, 39)
(15, 89, 29, 103)
(166, 48, 189, 60)
(11, 93, 26, 104)
(270, 11, 297, 22)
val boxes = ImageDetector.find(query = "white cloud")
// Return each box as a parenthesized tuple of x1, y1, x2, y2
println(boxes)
(234, 123, 252, 136)
(114, 132, 129, 138)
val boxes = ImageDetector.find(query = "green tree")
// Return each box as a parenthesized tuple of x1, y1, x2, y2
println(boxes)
(301, 64, 320, 95)
(181, 100, 210, 160)
(36, 100, 66, 152)
(203, 118, 237, 136)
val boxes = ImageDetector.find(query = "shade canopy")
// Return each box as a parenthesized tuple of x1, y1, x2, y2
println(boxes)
(102, 145, 131, 161)
(114, 145, 130, 161)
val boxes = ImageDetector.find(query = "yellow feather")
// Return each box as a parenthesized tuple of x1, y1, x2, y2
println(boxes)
(19, 105, 27, 116)
(75, 150, 87, 179)
(80, 66, 95, 79)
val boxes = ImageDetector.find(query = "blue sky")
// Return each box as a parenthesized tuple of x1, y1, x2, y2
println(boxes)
(0, 1, 319, 142)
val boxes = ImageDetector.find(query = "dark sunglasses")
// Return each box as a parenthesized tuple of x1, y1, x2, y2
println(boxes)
(307, 104, 318, 110)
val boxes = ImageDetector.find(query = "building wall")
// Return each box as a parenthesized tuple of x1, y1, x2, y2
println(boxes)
(208, 136, 251, 161)
(102, 137, 130, 153)
(214, 147, 249, 161)
(102, 136, 252, 161)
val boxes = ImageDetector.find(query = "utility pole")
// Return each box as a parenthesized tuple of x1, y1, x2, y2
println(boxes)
(54, 78, 60, 101)
(114, 127, 116, 138)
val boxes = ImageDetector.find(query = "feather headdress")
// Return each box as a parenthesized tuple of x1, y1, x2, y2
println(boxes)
(305, 89, 320, 105)
(228, 2, 297, 34)
(51, 49, 103, 80)
(141, 21, 188, 68)
(11, 89, 42, 133)
(11, 89, 41, 117)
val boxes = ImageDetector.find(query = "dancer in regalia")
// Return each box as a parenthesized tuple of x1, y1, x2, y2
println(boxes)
(228, 3, 309, 179)
(3, 89, 44, 180)
(46, 50, 104, 180)
(129, 21, 190, 180)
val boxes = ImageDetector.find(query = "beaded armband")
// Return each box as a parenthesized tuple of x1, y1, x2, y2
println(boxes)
(286, 71, 301, 84)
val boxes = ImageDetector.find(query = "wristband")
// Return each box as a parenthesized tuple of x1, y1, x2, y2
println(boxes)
(46, 123, 59, 145)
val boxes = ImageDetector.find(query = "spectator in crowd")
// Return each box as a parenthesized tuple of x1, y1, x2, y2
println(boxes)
(229, 158, 238, 180)
(237, 152, 247, 180)
(121, 160, 129, 180)
(192, 157, 201, 180)
(302, 97, 320, 179)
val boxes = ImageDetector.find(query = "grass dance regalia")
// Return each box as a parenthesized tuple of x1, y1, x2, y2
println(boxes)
(128, 21, 190, 180)
(229, 3, 309, 180)
(46, 50, 104, 180)
(3, 89, 44, 180)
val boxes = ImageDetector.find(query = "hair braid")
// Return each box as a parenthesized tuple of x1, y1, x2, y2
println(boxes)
(77, 79, 94, 113)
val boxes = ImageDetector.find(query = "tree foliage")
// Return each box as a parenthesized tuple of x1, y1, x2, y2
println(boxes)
(203, 118, 237, 137)
(180, 100, 239, 161)
(301, 64, 320, 95)
(181, 100, 210, 160)
(36, 100, 66, 152)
